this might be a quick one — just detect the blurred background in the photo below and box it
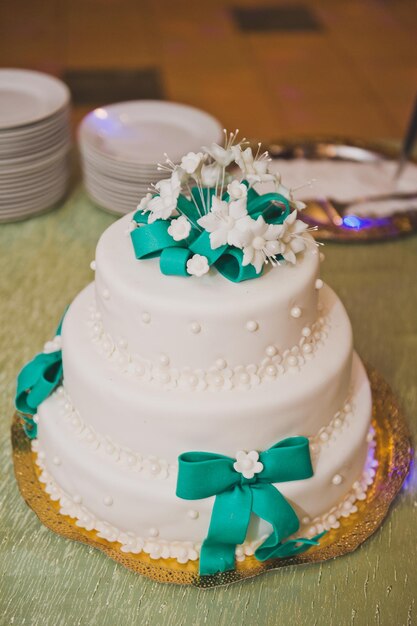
[1,0,416,142]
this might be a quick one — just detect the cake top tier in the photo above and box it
[129,131,313,285]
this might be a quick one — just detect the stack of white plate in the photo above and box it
[0,69,71,223]
[78,100,223,215]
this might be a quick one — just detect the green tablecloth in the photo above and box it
[1,187,416,626]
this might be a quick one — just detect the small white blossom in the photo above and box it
[204,142,235,167]
[239,216,282,273]
[43,335,62,353]
[186,254,210,277]
[167,215,191,241]
[275,211,309,264]
[233,450,263,479]
[137,192,152,212]
[180,151,204,174]
[201,163,221,187]
[197,196,252,250]
[232,146,275,183]
[227,180,247,200]
[146,171,181,223]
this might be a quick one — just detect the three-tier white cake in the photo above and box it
[28,138,374,573]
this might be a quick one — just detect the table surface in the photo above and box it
[1,184,416,626]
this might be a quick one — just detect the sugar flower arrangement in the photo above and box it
[130,131,315,283]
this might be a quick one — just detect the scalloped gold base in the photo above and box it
[12,366,412,588]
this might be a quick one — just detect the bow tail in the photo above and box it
[251,484,300,562]
[200,486,252,576]
[15,353,63,415]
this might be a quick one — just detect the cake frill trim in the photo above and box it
[43,385,356,481]
[31,430,377,567]
[130,132,318,283]
[88,302,330,392]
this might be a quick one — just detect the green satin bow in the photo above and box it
[131,184,290,283]
[15,311,66,438]
[177,437,323,576]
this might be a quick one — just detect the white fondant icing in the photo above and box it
[94,213,320,370]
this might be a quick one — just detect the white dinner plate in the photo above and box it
[0,69,70,130]
[79,100,222,164]
[80,143,164,175]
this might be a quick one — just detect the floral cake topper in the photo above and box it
[130,131,316,282]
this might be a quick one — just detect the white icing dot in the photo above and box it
[141,312,151,324]
[343,501,352,511]
[301,516,310,524]
[103,496,113,506]
[215,358,227,370]
[328,514,337,525]
[315,279,324,290]
[320,431,329,442]
[266,365,277,377]
[126,453,136,466]
[332,474,343,485]
[135,363,145,376]
[53,456,61,466]
[287,355,298,367]
[149,527,159,537]
[38,451,46,460]
[213,374,223,386]
[118,338,128,350]
[64,402,71,411]
[265,345,277,357]
[344,403,352,413]
[302,343,312,354]
[33,414,39,424]
[239,372,250,384]
[187,510,199,520]
[188,374,198,387]
[302,327,311,337]
[90,260,96,271]
[102,289,110,300]
[235,546,244,558]
[106,442,115,455]
[333,417,342,428]
[159,371,170,384]
[73,494,82,504]
[150,462,160,475]
[246,320,258,332]
[159,353,170,366]
[190,322,201,334]
[57,387,64,395]
[290,306,302,319]
[310,443,318,454]
[86,432,95,443]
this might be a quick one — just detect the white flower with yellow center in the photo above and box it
[180,151,204,174]
[227,180,248,200]
[233,450,263,480]
[146,170,181,223]
[232,146,275,183]
[197,196,252,250]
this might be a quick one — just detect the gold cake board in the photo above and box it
[12,367,413,588]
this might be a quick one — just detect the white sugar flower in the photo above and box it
[239,216,282,273]
[227,180,247,200]
[137,192,152,212]
[201,163,221,187]
[275,211,309,264]
[180,151,204,175]
[276,182,306,211]
[186,254,210,277]
[204,142,235,167]
[167,215,191,241]
[43,335,62,354]
[197,196,252,250]
[146,172,181,223]
[232,146,275,183]
[233,450,263,479]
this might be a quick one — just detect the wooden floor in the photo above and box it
[1,0,416,142]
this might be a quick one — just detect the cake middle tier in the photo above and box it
[61,282,353,460]
[93,212,321,370]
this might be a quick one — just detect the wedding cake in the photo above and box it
[16,133,374,576]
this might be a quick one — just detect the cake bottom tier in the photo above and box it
[35,354,373,564]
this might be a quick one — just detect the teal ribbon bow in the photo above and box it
[15,311,66,438]
[177,437,323,576]
[131,184,291,283]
